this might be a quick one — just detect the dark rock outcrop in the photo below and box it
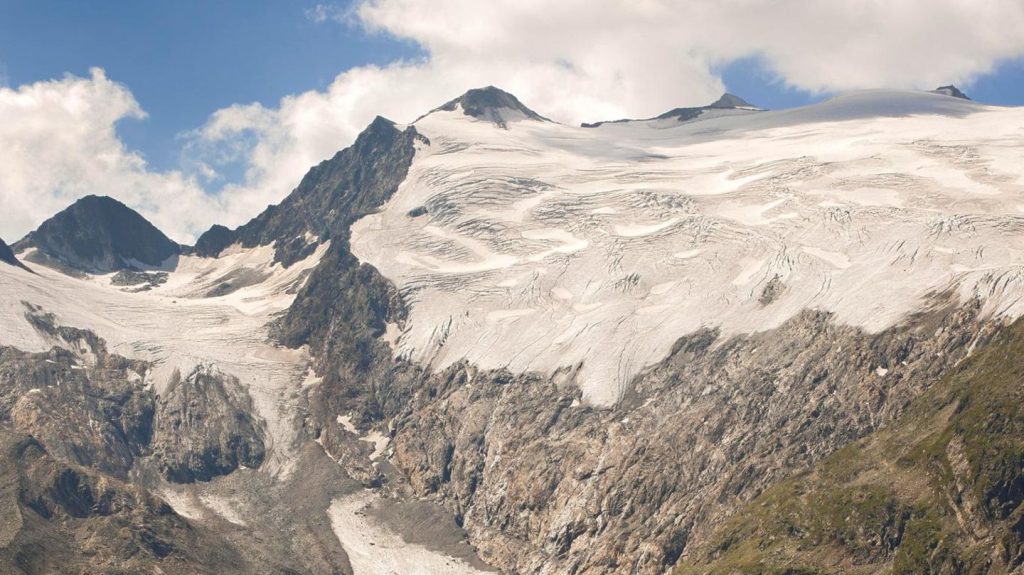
[14,195,180,274]
[677,314,1024,574]
[0,429,251,574]
[0,239,30,272]
[189,117,423,267]
[151,366,265,483]
[192,224,236,258]
[3,304,155,479]
[933,84,971,100]
[373,298,994,574]
[582,92,761,127]
[430,86,550,127]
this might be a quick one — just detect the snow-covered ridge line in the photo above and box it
[351,89,1024,406]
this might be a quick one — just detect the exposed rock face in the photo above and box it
[192,116,423,267]
[0,430,250,575]
[433,86,549,127]
[191,224,236,258]
[0,308,275,573]
[707,92,755,109]
[0,239,29,272]
[109,269,168,291]
[676,315,1024,574]
[6,304,266,485]
[13,195,180,274]
[151,366,266,483]
[582,91,760,127]
[3,305,155,479]
[371,299,994,574]
[934,84,971,100]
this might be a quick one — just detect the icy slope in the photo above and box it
[350,90,1024,406]
[0,241,327,475]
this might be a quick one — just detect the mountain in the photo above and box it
[428,85,549,127]
[1,87,1024,574]
[14,195,180,274]
[582,91,761,127]
[676,317,1024,574]
[0,238,30,272]
[933,84,971,99]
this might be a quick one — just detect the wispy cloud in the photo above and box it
[304,3,354,25]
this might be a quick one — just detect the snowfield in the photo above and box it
[351,90,1024,406]
[0,242,329,475]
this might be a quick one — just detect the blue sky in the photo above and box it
[0,0,421,172]
[3,0,1024,242]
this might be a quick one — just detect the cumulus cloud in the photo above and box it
[5,1,1024,243]
[187,0,1024,238]
[0,68,221,242]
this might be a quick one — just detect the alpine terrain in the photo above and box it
[2,84,1024,574]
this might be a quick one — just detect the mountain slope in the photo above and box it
[582,92,761,128]
[0,239,30,272]
[675,315,1024,574]
[14,195,180,274]
[350,88,1008,406]
[430,85,549,127]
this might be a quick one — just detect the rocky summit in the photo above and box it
[13,195,181,274]
[2,86,1024,575]
[0,239,29,272]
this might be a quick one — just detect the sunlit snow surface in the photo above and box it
[0,242,329,476]
[351,91,1024,405]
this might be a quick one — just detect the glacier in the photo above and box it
[350,89,1024,405]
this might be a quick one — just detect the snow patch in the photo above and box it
[328,491,491,575]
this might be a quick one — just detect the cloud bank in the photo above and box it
[4,0,1024,242]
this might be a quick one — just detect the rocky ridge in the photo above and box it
[3,87,1024,574]
[13,195,180,274]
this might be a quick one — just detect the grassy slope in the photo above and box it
[675,318,1024,575]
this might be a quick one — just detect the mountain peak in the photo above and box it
[14,195,180,274]
[932,85,971,100]
[709,92,756,109]
[432,86,548,126]
[0,238,31,272]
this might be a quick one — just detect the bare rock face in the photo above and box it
[360,298,995,574]
[13,195,180,274]
[933,84,971,100]
[433,86,550,127]
[0,431,250,575]
[0,307,262,573]
[0,239,30,272]
[193,116,424,267]
[151,366,266,483]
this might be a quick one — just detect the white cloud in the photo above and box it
[187,0,1024,239]
[0,68,222,243]
[5,1,1024,244]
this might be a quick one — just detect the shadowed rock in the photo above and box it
[933,84,971,100]
[14,195,180,274]
[431,86,550,127]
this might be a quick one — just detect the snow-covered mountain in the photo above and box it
[352,85,1024,405]
[2,85,1024,574]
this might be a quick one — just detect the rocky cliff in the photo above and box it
[13,195,180,274]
